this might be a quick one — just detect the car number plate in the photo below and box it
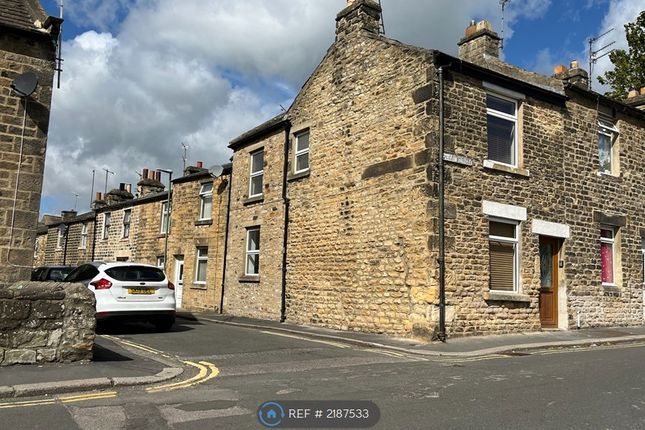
[128,288,155,295]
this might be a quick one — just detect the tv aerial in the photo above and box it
[588,28,615,91]
[499,0,510,50]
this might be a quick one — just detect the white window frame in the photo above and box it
[122,209,131,239]
[600,227,616,286]
[245,227,260,276]
[597,118,619,175]
[488,218,520,293]
[486,92,519,168]
[102,213,111,240]
[641,239,645,286]
[194,247,208,284]
[160,201,170,234]
[79,223,88,249]
[294,130,310,174]
[57,227,65,249]
[249,150,264,198]
[199,183,213,220]
[157,256,165,269]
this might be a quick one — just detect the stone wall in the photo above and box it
[0,28,57,286]
[0,281,95,365]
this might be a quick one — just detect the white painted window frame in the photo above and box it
[122,209,131,239]
[488,217,520,293]
[294,130,310,174]
[249,151,264,198]
[160,201,169,234]
[194,247,208,284]
[56,227,64,249]
[597,119,619,175]
[486,92,519,168]
[157,256,165,269]
[199,183,213,220]
[79,223,88,249]
[600,226,616,287]
[245,227,260,276]
[102,213,111,240]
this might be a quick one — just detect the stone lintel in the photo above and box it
[592,211,626,227]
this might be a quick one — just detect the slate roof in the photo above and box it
[0,0,48,34]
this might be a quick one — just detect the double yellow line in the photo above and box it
[0,391,117,410]
[146,360,219,393]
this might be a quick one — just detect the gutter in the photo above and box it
[280,121,292,323]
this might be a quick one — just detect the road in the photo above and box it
[2,317,645,429]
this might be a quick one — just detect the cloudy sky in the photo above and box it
[39,0,644,216]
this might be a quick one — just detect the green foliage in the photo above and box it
[598,11,645,99]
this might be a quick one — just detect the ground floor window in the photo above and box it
[195,247,208,284]
[245,227,260,276]
[600,227,616,285]
[489,220,519,292]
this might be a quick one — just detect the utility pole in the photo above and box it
[103,167,115,195]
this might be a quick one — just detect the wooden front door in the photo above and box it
[539,237,559,328]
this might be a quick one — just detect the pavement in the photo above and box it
[3,311,645,402]
[176,310,645,357]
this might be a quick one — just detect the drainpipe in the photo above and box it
[436,65,447,342]
[62,225,69,265]
[219,166,233,314]
[91,212,98,261]
[280,120,292,323]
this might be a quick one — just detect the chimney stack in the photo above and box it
[458,20,501,63]
[137,167,165,197]
[554,60,589,88]
[335,0,382,41]
[61,210,77,221]
[105,182,135,205]
[625,86,645,111]
[92,192,107,210]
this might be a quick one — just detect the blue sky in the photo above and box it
[37,0,642,216]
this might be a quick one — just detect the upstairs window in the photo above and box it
[600,227,616,285]
[199,183,213,220]
[294,130,310,173]
[249,150,264,198]
[57,227,65,249]
[598,118,619,175]
[79,223,88,249]
[486,93,518,167]
[489,220,519,292]
[245,227,260,276]
[122,209,131,238]
[160,202,170,234]
[102,213,111,239]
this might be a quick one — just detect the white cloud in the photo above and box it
[43,0,554,215]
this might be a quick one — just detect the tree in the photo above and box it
[598,11,645,99]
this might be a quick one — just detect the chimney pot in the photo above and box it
[126,184,131,193]
[142,168,149,179]
[640,87,645,95]
[570,60,580,69]
[119,183,125,191]
[155,171,161,182]
[196,161,203,168]
[553,64,568,76]
[628,89,639,98]
[96,192,102,201]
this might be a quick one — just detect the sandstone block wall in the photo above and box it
[0,281,96,365]
[0,31,56,286]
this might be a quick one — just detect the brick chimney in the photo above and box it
[137,168,165,197]
[625,87,645,111]
[458,20,501,63]
[105,183,135,205]
[335,0,382,41]
[184,160,208,176]
[92,192,107,210]
[554,60,589,89]
[61,210,77,221]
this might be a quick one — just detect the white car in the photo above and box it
[64,262,176,331]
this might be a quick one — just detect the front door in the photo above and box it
[174,257,184,309]
[539,237,559,328]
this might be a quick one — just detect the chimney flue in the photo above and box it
[196,161,203,168]
[457,20,501,63]
[335,0,382,40]
[142,168,149,179]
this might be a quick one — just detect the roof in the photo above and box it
[0,0,50,35]
[173,163,232,185]
[229,114,289,150]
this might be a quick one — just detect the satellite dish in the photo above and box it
[208,165,224,178]
[11,72,39,97]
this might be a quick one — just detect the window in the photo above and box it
[294,130,310,173]
[598,118,619,175]
[245,227,260,276]
[79,223,88,249]
[249,150,264,198]
[600,227,616,285]
[157,256,165,269]
[102,213,111,239]
[489,220,519,292]
[199,183,213,220]
[195,247,208,283]
[122,209,131,238]
[33,240,38,258]
[487,93,518,167]
[160,202,170,234]
[57,227,65,249]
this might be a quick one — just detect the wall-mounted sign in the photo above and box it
[443,153,473,166]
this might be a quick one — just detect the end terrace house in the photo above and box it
[223,0,645,338]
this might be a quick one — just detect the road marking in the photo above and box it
[259,331,350,349]
[101,335,177,360]
[0,399,57,409]
[59,391,118,404]
[146,360,219,393]
[0,391,118,409]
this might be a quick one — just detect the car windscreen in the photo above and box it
[105,266,166,282]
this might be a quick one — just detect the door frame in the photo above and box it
[174,256,184,309]
[539,236,560,328]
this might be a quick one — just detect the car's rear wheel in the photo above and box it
[153,316,175,332]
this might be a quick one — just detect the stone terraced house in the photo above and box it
[0,0,61,286]
[36,0,645,339]
[222,0,645,338]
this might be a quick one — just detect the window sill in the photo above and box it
[191,283,207,290]
[239,275,260,284]
[483,160,530,177]
[288,170,310,182]
[157,233,167,239]
[195,219,213,226]
[596,171,622,181]
[243,195,264,206]
[484,291,531,303]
